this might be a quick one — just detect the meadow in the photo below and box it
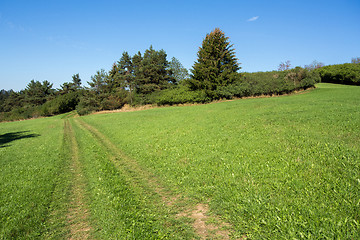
[0,83,359,239]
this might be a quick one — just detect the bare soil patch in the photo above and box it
[177,203,233,240]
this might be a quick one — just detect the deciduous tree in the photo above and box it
[351,57,360,64]
[304,60,324,70]
[168,57,189,83]
[278,60,291,71]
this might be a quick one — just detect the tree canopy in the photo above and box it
[135,46,175,95]
[168,57,189,83]
[187,28,241,95]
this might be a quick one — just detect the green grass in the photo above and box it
[81,83,360,239]
[0,83,359,239]
[0,116,69,239]
[70,118,194,239]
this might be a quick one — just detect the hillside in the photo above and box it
[0,83,359,239]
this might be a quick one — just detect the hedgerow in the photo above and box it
[316,63,360,85]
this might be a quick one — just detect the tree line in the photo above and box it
[1,28,356,121]
[0,45,190,120]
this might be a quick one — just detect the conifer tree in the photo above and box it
[108,52,134,92]
[25,80,54,105]
[135,46,174,95]
[188,28,240,94]
[116,52,135,104]
[132,51,143,88]
[108,63,120,92]
[60,74,82,94]
[88,69,108,94]
[118,51,134,90]
[72,73,82,89]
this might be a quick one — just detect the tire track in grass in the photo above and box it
[64,120,92,239]
[74,118,173,202]
[74,118,236,239]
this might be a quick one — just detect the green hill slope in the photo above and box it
[1,83,359,239]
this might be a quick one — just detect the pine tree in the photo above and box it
[132,51,143,89]
[118,51,134,91]
[60,74,82,94]
[88,69,108,94]
[115,52,135,104]
[108,52,133,92]
[25,80,54,105]
[135,46,174,95]
[72,73,82,90]
[188,28,240,94]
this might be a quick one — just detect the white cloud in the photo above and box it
[247,16,259,22]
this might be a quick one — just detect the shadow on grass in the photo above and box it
[0,131,40,148]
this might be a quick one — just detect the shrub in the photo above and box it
[155,86,211,105]
[216,67,318,99]
[100,90,127,110]
[76,93,100,116]
[41,92,79,116]
[317,63,360,85]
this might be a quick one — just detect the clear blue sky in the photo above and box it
[1,0,359,91]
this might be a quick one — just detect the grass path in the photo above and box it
[74,117,235,239]
[64,120,92,239]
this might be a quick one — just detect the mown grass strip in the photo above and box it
[70,118,195,239]
[74,118,175,205]
[64,120,92,239]
[74,117,236,239]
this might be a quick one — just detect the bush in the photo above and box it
[76,102,98,116]
[216,67,318,99]
[136,67,319,106]
[100,90,127,110]
[41,92,79,116]
[76,92,100,116]
[154,86,211,105]
[75,89,127,115]
[0,105,41,122]
[317,63,360,85]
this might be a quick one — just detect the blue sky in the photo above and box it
[1,0,359,91]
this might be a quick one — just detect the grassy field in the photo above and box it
[0,83,359,239]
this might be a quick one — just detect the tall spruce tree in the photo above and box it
[188,28,240,95]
